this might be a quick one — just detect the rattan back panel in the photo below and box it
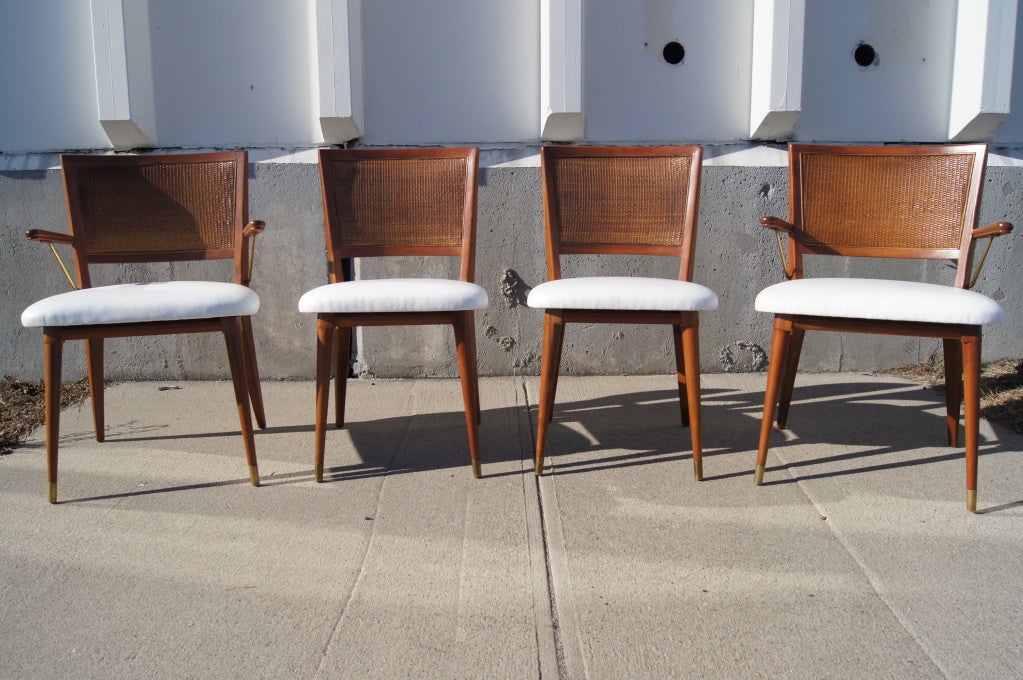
[324,157,467,250]
[547,155,693,249]
[67,158,240,259]
[796,150,976,253]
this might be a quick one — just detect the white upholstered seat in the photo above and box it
[298,278,488,314]
[21,281,260,327]
[528,276,718,312]
[755,278,1003,325]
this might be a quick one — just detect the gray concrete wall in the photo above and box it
[3,160,1021,382]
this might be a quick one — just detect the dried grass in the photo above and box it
[0,376,89,454]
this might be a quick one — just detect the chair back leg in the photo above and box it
[314,317,335,483]
[942,338,964,447]
[681,322,704,481]
[534,312,565,475]
[775,326,805,429]
[334,325,352,428]
[239,316,266,430]
[86,338,105,442]
[672,324,690,427]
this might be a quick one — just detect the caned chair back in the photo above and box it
[318,147,479,283]
[61,151,250,287]
[540,145,703,281]
[786,144,987,286]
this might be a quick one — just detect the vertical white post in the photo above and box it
[949,0,1017,141]
[90,0,154,148]
[315,0,364,143]
[749,0,804,140]
[541,0,583,142]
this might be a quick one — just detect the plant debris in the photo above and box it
[0,376,90,454]
[877,357,1023,435]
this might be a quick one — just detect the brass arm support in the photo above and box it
[242,220,266,286]
[25,229,77,290]
[760,216,796,280]
[967,222,1013,289]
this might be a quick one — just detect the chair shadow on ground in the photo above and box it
[41,377,1021,507]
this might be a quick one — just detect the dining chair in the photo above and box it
[20,151,266,503]
[527,145,718,477]
[755,143,1013,511]
[298,147,488,480]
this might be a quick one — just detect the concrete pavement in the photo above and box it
[1,374,1020,679]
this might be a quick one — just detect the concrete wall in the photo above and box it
[2,0,1022,381]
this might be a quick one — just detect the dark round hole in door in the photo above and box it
[854,43,877,67]
[663,41,685,65]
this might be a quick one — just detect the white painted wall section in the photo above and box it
[541,0,583,142]
[314,0,363,143]
[90,0,154,148]
[749,0,804,140]
[949,0,1017,141]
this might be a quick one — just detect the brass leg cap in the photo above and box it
[693,459,704,482]
[48,482,57,504]
[471,459,482,479]
[249,466,260,487]
[314,464,323,483]
[967,489,977,513]
[754,464,765,486]
[534,459,545,476]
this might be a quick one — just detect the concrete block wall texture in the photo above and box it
[3,158,1021,381]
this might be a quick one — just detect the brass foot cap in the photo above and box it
[693,460,704,482]
[754,465,765,486]
[48,483,57,504]
[472,460,482,479]
[249,466,260,487]
[967,489,977,513]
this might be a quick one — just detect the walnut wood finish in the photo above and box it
[313,147,482,481]
[534,145,706,479]
[757,144,1013,511]
[28,151,265,502]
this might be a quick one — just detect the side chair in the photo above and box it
[527,145,719,478]
[298,147,488,480]
[20,151,266,503]
[754,143,1013,511]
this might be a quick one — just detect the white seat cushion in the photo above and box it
[526,276,718,311]
[298,278,489,314]
[755,278,1004,325]
[21,281,259,328]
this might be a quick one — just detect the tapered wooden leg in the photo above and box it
[681,321,703,481]
[43,330,64,504]
[221,317,259,487]
[468,311,481,424]
[775,326,805,429]
[756,317,791,485]
[672,324,690,427]
[547,316,565,423]
[535,313,563,475]
[962,332,981,512]
[240,316,266,430]
[85,338,105,442]
[315,317,335,483]
[453,312,482,478]
[943,338,963,447]
[334,324,351,428]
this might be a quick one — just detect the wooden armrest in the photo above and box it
[760,216,796,234]
[243,220,266,238]
[973,221,1013,238]
[25,229,74,245]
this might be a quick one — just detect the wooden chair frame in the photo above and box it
[313,147,482,480]
[757,143,1013,511]
[26,151,265,502]
[534,145,707,478]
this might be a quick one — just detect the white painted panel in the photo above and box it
[148,0,315,148]
[794,0,957,143]
[992,3,1023,143]
[584,0,754,143]
[361,0,540,145]
[0,0,109,152]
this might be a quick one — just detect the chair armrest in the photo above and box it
[243,220,266,238]
[973,221,1013,238]
[241,220,266,286]
[760,216,796,234]
[25,229,74,245]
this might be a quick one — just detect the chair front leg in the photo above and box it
[942,338,963,447]
[221,317,259,487]
[240,316,267,430]
[453,312,482,478]
[681,320,703,481]
[962,332,981,512]
[315,317,335,482]
[85,338,105,442]
[756,316,792,485]
[44,330,64,504]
